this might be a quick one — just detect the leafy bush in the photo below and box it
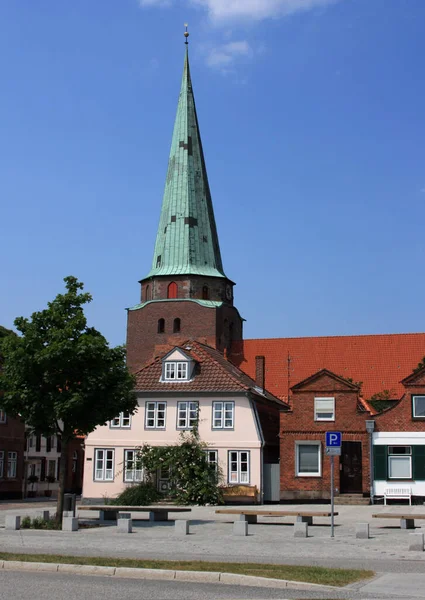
[21,516,31,528]
[20,515,61,530]
[137,428,224,506]
[110,483,161,506]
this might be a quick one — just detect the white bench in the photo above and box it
[384,487,412,505]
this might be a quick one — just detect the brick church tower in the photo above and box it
[126,41,243,371]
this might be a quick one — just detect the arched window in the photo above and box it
[145,285,151,301]
[157,318,165,334]
[167,282,178,299]
[202,285,209,300]
[173,318,181,333]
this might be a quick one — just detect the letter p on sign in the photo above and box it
[326,432,342,447]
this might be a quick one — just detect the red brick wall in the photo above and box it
[126,300,243,372]
[375,372,425,432]
[0,415,26,499]
[140,275,234,305]
[280,374,371,500]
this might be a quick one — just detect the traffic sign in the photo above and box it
[325,447,341,456]
[325,431,342,448]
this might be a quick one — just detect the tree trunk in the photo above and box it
[56,436,69,521]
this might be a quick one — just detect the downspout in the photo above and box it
[248,394,264,505]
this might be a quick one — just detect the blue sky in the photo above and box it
[1,0,424,346]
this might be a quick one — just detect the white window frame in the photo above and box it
[94,449,115,481]
[296,442,321,477]
[177,401,199,429]
[314,397,335,422]
[163,361,189,381]
[124,449,144,483]
[0,410,6,424]
[228,450,250,484]
[7,451,17,479]
[212,401,234,429]
[145,401,167,429]
[412,395,425,419]
[0,451,4,478]
[110,412,131,428]
[388,446,412,479]
[205,449,218,471]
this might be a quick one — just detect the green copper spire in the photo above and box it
[146,43,226,279]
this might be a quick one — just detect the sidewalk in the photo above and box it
[1,503,424,597]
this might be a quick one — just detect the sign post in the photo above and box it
[325,432,342,539]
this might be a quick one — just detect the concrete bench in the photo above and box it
[372,513,425,529]
[80,505,191,523]
[215,509,338,525]
[384,487,412,505]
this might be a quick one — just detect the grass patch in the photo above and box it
[0,552,373,587]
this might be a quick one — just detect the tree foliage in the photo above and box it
[414,357,425,373]
[136,428,223,505]
[0,276,137,517]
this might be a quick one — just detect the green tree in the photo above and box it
[414,357,425,373]
[0,276,136,519]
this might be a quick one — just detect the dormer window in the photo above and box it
[165,361,188,381]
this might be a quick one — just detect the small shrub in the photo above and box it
[21,516,31,529]
[111,483,161,506]
[20,516,61,530]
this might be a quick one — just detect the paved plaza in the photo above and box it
[1,501,425,598]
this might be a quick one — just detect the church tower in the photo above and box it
[126,36,243,371]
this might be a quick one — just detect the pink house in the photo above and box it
[82,342,286,503]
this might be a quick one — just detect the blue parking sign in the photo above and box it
[326,432,342,447]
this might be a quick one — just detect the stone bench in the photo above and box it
[80,505,191,523]
[215,509,338,525]
[372,513,425,529]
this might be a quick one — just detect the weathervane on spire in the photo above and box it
[184,23,189,44]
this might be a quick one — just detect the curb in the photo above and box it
[0,560,338,590]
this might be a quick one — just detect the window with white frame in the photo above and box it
[124,449,143,482]
[228,450,249,484]
[0,410,6,424]
[296,442,321,476]
[177,401,198,429]
[212,401,234,429]
[110,412,131,428]
[94,449,114,481]
[205,449,218,471]
[314,398,335,421]
[7,452,17,478]
[412,396,425,419]
[164,361,189,381]
[145,402,166,429]
[388,446,412,479]
[0,451,4,478]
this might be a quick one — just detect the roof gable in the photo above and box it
[401,364,425,387]
[162,347,192,362]
[291,369,360,393]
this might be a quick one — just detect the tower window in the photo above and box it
[157,318,165,334]
[202,285,209,300]
[156,255,161,268]
[173,318,181,333]
[145,285,151,301]
[168,282,178,299]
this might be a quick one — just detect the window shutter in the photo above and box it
[373,445,387,480]
[40,458,46,482]
[412,446,425,480]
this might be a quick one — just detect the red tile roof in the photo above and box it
[134,340,286,407]
[230,333,425,402]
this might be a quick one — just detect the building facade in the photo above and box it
[0,410,26,499]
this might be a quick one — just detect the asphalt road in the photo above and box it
[0,570,423,600]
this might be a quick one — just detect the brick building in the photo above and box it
[0,409,25,499]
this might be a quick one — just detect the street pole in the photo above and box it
[369,430,374,505]
[330,455,335,538]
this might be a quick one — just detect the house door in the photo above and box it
[340,441,362,493]
[263,463,280,503]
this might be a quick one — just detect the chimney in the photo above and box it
[255,355,265,390]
